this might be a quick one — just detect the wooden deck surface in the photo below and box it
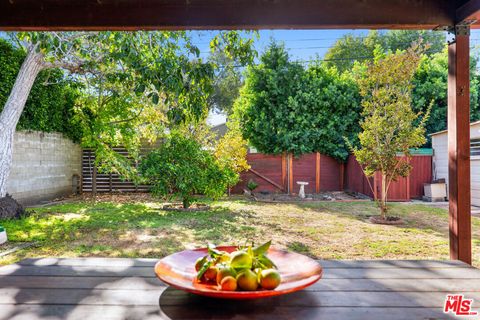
[1,258,479,319]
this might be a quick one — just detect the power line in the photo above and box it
[215,56,375,69]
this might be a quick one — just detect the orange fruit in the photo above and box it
[236,269,258,291]
[204,266,218,281]
[220,276,237,291]
[259,269,281,290]
[216,266,236,285]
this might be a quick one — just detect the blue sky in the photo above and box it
[192,29,371,62]
[194,29,480,64]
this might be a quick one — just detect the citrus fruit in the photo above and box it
[217,253,231,263]
[216,266,236,285]
[204,266,218,281]
[259,269,281,290]
[236,269,259,291]
[220,276,237,291]
[195,257,205,272]
[230,251,252,269]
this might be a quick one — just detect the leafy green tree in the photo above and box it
[234,42,304,155]
[412,51,480,144]
[324,30,445,73]
[297,64,361,160]
[326,30,480,142]
[139,131,231,208]
[0,31,255,198]
[383,30,445,55]
[208,32,257,115]
[324,31,382,73]
[235,42,361,160]
[208,50,243,115]
[0,39,80,141]
[350,45,430,219]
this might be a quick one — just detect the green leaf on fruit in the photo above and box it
[253,240,271,256]
[207,243,223,257]
[258,254,277,269]
[196,259,213,280]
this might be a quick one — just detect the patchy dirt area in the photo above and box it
[253,191,370,202]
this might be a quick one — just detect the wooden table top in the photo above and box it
[1,258,479,319]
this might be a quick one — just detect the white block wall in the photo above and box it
[6,131,82,205]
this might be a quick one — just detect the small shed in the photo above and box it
[431,121,480,207]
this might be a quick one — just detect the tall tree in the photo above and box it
[0,39,80,142]
[235,42,361,160]
[0,31,255,198]
[324,31,382,73]
[324,30,445,73]
[208,32,257,115]
[350,45,430,220]
[233,43,305,155]
[208,50,243,116]
[412,51,479,144]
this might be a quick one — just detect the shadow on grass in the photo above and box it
[0,201,262,260]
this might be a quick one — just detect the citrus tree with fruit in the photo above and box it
[139,131,233,208]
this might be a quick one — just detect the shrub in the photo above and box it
[214,119,250,188]
[247,179,258,192]
[139,132,231,208]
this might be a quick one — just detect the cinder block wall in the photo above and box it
[6,131,82,205]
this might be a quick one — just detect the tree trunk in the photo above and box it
[0,48,44,198]
[380,173,387,220]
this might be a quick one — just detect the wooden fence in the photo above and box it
[344,154,432,201]
[231,153,343,195]
[82,148,149,193]
[82,148,432,201]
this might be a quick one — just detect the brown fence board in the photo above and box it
[345,155,432,201]
[231,153,284,194]
[410,155,433,199]
[320,155,342,191]
[292,153,317,194]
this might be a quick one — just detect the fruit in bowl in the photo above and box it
[195,241,281,291]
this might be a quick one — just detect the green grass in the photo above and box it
[1,196,479,267]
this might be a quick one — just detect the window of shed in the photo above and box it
[471,138,480,157]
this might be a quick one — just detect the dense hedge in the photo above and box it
[0,39,81,142]
[233,43,361,161]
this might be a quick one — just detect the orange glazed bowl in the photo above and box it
[154,246,322,299]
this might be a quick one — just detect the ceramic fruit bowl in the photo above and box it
[154,246,322,299]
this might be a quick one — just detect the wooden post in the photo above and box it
[448,25,472,265]
[406,157,411,201]
[339,163,345,191]
[315,153,321,193]
[282,152,287,192]
[288,153,293,194]
[92,163,97,200]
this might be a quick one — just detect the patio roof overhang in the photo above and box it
[0,0,478,265]
[0,0,476,31]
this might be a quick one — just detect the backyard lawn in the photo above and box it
[1,194,479,267]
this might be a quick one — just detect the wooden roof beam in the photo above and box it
[0,0,455,31]
[457,0,480,25]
